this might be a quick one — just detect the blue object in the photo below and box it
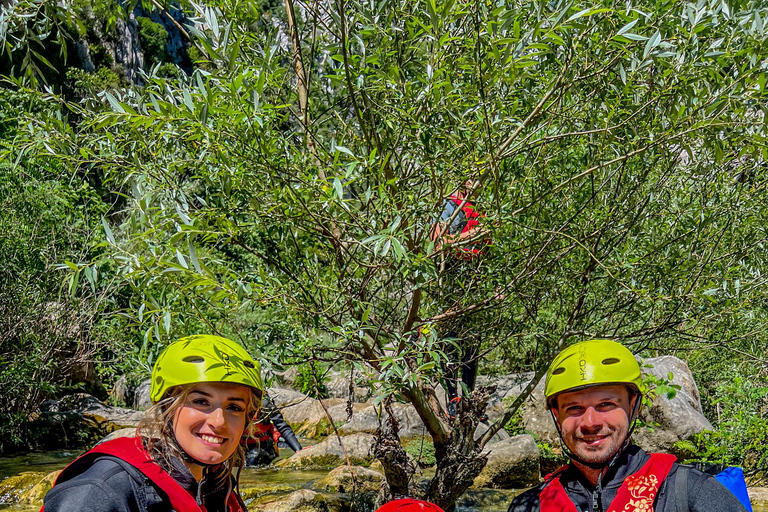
[715,466,752,512]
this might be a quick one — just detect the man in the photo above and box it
[508,339,748,512]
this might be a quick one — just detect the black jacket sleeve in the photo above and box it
[262,395,302,452]
[270,407,302,452]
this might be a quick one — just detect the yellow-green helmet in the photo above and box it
[150,334,264,403]
[545,339,642,408]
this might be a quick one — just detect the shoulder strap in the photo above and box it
[675,464,689,512]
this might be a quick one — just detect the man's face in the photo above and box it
[552,384,636,466]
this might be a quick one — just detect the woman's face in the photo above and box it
[173,382,250,469]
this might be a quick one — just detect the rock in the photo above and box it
[111,375,132,407]
[633,357,712,453]
[474,421,510,445]
[240,484,297,501]
[314,465,385,493]
[58,393,144,433]
[267,387,309,408]
[248,489,328,512]
[276,433,375,469]
[97,427,137,444]
[133,379,152,410]
[0,471,51,505]
[325,370,374,402]
[271,368,300,390]
[338,403,426,440]
[278,396,368,439]
[473,434,540,489]
[477,373,536,422]
[23,470,60,505]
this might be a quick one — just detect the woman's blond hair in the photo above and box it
[137,383,261,488]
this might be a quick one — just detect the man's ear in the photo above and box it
[550,406,560,423]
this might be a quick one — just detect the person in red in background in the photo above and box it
[244,395,301,466]
[430,179,491,418]
[376,498,445,512]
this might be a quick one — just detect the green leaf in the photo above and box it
[101,217,115,244]
[644,30,661,58]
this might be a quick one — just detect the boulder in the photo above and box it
[97,427,137,444]
[633,357,712,453]
[510,356,712,452]
[267,387,310,408]
[248,489,328,512]
[277,395,368,439]
[133,379,152,410]
[111,375,132,407]
[0,471,49,504]
[240,484,297,501]
[32,394,144,447]
[473,434,540,489]
[23,470,60,505]
[57,393,144,433]
[474,421,511,445]
[324,371,374,402]
[338,403,426,440]
[276,433,376,469]
[314,465,385,493]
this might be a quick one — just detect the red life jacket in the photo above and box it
[42,436,245,512]
[447,194,488,260]
[539,453,676,512]
[246,421,279,450]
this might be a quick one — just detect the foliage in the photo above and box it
[675,371,768,482]
[3,0,768,505]
[294,364,329,399]
[405,437,437,468]
[137,17,167,67]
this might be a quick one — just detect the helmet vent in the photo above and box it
[244,361,255,369]
[552,367,566,375]
[602,358,620,365]
[183,356,205,364]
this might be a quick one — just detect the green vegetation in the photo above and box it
[675,372,768,482]
[1,0,768,507]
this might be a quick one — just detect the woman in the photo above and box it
[42,334,263,512]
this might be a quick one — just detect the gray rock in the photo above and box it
[59,394,144,432]
[473,434,540,489]
[111,375,131,407]
[248,489,328,512]
[276,433,376,469]
[325,371,374,402]
[339,402,427,440]
[97,427,137,445]
[634,356,712,452]
[277,395,369,439]
[133,379,152,411]
[474,421,511,445]
[267,387,308,407]
[313,465,385,493]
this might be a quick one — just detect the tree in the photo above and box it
[4,0,768,507]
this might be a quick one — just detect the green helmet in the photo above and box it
[545,339,642,408]
[150,334,264,403]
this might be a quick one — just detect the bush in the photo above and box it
[674,373,768,483]
[405,437,436,468]
[137,17,168,67]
